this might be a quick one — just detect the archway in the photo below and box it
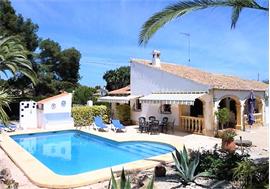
[190,99,203,117]
[218,96,240,129]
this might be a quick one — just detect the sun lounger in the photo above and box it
[111,120,126,132]
[93,116,108,131]
[0,123,17,132]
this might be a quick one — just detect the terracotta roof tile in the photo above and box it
[108,85,130,95]
[131,59,268,91]
[38,92,70,104]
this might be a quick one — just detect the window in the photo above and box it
[133,99,142,111]
[51,103,56,110]
[161,104,171,114]
[61,100,66,107]
[37,103,44,110]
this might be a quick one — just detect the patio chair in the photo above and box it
[0,123,17,132]
[149,120,160,135]
[160,117,169,133]
[148,116,156,123]
[138,117,148,133]
[92,116,108,131]
[167,119,175,134]
[111,120,126,132]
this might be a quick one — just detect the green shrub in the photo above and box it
[233,159,269,189]
[195,147,249,181]
[71,105,109,127]
[233,159,256,188]
[215,108,230,130]
[115,104,130,125]
[220,128,237,141]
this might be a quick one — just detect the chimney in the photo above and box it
[152,50,161,67]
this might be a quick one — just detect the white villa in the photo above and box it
[99,50,268,136]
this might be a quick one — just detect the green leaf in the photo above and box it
[139,0,269,45]
[124,177,131,189]
[110,169,118,189]
[120,168,127,189]
[146,174,155,189]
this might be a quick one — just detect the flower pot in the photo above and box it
[222,139,236,153]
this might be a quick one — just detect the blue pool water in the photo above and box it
[11,130,175,175]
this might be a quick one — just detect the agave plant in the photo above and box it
[172,145,210,185]
[108,168,154,189]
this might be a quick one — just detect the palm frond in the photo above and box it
[231,6,242,28]
[0,89,13,124]
[139,0,269,46]
[0,36,37,84]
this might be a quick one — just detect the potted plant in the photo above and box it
[220,128,237,153]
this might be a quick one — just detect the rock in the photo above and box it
[235,139,252,147]
[154,165,166,177]
[131,173,148,189]
[0,168,12,181]
[189,182,196,187]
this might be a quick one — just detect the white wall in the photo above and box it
[37,93,73,129]
[20,101,38,129]
[130,99,179,125]
[130,62,210,96]
[42,93,72,114]
[130,62,209,125]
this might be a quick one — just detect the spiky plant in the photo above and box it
[108,168,154,189]
[172,145,211,185]
[139,0,268,45]
[0,89,12,125]
[0,36,37,84]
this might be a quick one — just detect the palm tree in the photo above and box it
[0,36,37,124]
[0,36,37,84]
[139,0,268,45]
[0,89,12,125]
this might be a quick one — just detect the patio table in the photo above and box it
[139,120,168,134]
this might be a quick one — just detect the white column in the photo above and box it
[261,100,265,126]
[237,100,245,130]
[213,100,220,133]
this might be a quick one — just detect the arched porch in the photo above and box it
[215,95,243,130]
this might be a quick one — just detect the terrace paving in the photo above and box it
[0,125,268,188]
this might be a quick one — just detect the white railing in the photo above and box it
[180,116,204,134]
[244,113,263,125]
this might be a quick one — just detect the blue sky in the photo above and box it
[11,0,269,87]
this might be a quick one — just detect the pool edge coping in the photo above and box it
[0,128,183,188]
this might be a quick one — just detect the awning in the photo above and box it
[98,95,140,103]
[139,92,206,105]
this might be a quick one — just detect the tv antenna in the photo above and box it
[180,32,191,64]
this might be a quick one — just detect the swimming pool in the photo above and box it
[11,130,175,175]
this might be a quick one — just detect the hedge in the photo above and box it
[71,105,109,127]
